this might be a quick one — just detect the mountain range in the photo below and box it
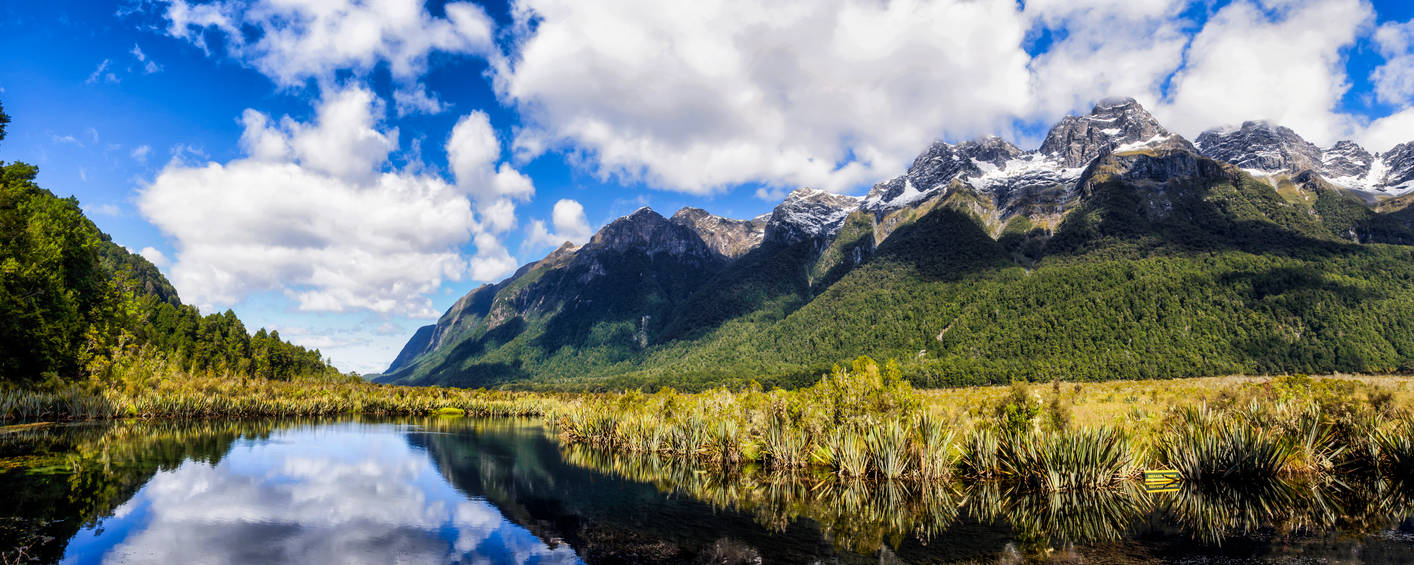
[375,98,1414,390]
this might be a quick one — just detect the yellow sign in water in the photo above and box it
[1143,469,1181,493]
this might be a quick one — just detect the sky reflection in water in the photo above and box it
[4,418,1413,564]
[57,423,581,565]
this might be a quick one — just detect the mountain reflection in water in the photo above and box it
[1,418,1412,564]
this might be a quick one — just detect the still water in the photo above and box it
[1,418,1412,564]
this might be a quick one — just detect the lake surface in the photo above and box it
[2,418,1412,564]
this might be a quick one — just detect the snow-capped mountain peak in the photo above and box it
[1194,120,1323,175]
[1039,97,1172,168]
[765,188,863,245]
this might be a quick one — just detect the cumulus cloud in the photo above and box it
[1153,0,1373,145]
[525,199,592,251]
[1372,19,1414,107]
[495,0,1034,195]
[139,246,170,267]
[444,110,536,281]
[1024,0,1192,118]
[138,86,531,316]
[393,85,448,117]
[157,0,495,88]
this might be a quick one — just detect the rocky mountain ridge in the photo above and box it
[378,97,1414,383]
[1195,121,1414,197]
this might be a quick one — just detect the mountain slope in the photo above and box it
[380,99,1414,391]
[376,208,730,387]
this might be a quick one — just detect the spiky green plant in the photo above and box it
[830,424,870,477]
[914,414,959,480]
[1376,420,1414,476]
[1159,406,1295,481]
[762,414,809,470]
[867,419,912,479]
[999,428,1129,491]
[959,427,1002,478]
[709,418,741,466]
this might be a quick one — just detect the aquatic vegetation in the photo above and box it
[555,370,1414,491]
[999,428,1131,491]
[1158,405,1296,481]
[958,427,1002,478]
[762,413,810,469]
[1377,419,1414,476]
[866,419,912,479]
[913,414,958,480]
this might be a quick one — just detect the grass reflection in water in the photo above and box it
[559,441,1414,559]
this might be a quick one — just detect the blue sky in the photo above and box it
[3,0,1414,373]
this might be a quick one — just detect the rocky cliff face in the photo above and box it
[582,207,717,259]
[1322,140,1375,179]
[1195,121,1324,174]
[1381,142,1414,192]
[1192,122,1414,197]
[865,98,1184,225]
[764,188,863,246]
[1039,97,1173,168]
[669,207,767,259]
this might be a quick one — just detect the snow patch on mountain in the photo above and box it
[766,188,863,245]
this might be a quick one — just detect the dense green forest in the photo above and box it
[0,100,341,387]
[380,147,1414,391]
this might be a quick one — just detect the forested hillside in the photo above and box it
[0,100,342,387]
[379,112,1414,391]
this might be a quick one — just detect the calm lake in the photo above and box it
[2,418,1412,564]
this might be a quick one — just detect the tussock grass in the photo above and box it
[553,363,1414,488]
[1,377,556,422]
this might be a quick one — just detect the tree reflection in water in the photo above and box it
[3,418,1414,564]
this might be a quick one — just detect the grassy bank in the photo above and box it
[553,359,1414,487]
[5,359,1412,488]
[0,376,553,421]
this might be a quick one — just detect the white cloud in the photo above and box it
[393,85,448,117]
[131,43,163,74]
[138,86,531,316]
[443,111,536,281]
[1153,0,1373,145]
[157,0,495,88]
[132,144,152,163]
[1372,19,1414,107]
[139,246,170,267]
[495,0,1034,195]
[467,232,518,282]
[239,88,400,183]
[1024,0,1193,119]
[525,198,591,250]
[85,59,118,84]
[1360,107,1414,153]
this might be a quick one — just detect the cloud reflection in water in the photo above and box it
[59,424,582,565]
